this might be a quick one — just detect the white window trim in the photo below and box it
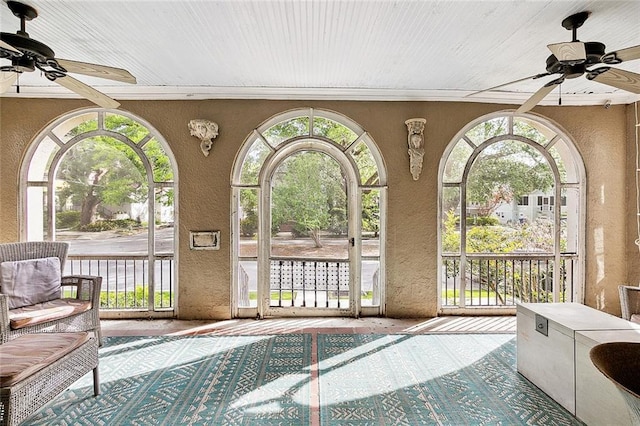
[437,110,586,314]
[231,107,387,318]
[20,107,179,317]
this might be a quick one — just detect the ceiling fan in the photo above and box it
[469,11,640,113]
[0,0,136,108]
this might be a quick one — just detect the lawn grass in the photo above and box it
[61,287,173,309]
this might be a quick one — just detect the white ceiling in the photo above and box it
[1,0,640,106]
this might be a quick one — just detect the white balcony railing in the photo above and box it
[66,255,174,310]
[67,252,572,312]
[441,253,578,307]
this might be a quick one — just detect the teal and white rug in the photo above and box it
[24,333,582,425]
[27,334,312,425]
[317,334,580,425]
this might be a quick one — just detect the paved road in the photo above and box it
[60,227,174,293]
[61,228,378,298]
[61,226,174,255]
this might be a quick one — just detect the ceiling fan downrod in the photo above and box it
[562,11,590,42]
[7,0,38,36]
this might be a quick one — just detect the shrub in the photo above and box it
[79,219,139,232]
[79,220,118,232]
[240,214,258,237]
[56,211,81,229]
[466,216,499,226]
[100,286,173,309]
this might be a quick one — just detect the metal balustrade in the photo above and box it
[66,255,174,310]
[269,257,350,308]
[67,252,570,312]
[441,253,578,307]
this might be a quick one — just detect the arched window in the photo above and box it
[21,108,178,316]
[438,112,585,313]
[231,108,387,318]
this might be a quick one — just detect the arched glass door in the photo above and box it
[231,108,387,318]
[263,144,358,316]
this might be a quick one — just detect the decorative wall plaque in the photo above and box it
[188,119,219,157]
[405,118,426,181]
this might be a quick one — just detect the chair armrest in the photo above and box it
[619,285,640,321]
[0,294,10,342]
[61,275,102,307]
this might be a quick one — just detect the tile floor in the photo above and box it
[101,315,516,337]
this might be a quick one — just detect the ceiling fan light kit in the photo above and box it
[470,11,640,112]
[0,0,136,108]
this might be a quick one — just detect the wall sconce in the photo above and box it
[188,119,219,157]
[405,118,426,180]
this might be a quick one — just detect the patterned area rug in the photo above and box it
[26,334,312,425]
[317,334,582,425]
[23,334,582,425]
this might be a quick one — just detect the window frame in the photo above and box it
[438,111,586,313]
[20,107,179,317]
[230,107,387,318]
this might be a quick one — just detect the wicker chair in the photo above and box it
[0,332,99,426]
[619,285,640,323]
[0,242,102,345]
[590,342,640,424]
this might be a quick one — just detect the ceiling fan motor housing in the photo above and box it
[0,31,60,75]
[0,32,55,61]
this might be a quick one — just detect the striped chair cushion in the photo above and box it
[0,257,61,309]
[0,332,88,387]
[8,298,92,329]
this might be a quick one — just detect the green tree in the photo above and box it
[56,114,173,227]
[467,140,554,216]
[361,190,380,236]
[57,139,144,226]
[442,208,559,304]
[263,116,309,145]
[240,189,258,237]
[312,116,357,146]
[444,118,560,216]
[241,116,379,243]
[271,151,346,247]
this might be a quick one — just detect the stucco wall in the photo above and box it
[538,104,628,313]
[626,106,640,289]
[0,98,632,318]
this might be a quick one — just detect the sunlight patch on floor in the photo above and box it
[404,316,516,333]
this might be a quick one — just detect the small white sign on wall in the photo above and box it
[190,231,220,250]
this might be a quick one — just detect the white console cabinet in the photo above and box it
[517,302,640,423]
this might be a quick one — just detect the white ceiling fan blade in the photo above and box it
[516,81,561,114]
[547,42,586,63]
[602,45,640,64]
[0,39,22,57]
[56,59,137,84]
[465,73,552,97]
[54,75,121,109]
[0,72,17,93]
[588,67,640,94]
